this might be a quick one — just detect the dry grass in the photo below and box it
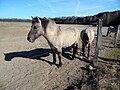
[0,21,119,90]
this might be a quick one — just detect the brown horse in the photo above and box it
[27,16,80,67]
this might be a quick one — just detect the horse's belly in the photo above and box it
[62,33,78,47]
[64,39,75,46]
[49,28,79,50]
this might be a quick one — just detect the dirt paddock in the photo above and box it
[0,22,119,90]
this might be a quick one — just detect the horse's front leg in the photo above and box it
[52,50,56,65]
[72,44,78,60]
[56,48,62,68]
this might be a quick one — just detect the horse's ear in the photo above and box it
[36,16,41,24]
[31,16,33,19]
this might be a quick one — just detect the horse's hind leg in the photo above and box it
[72,44,78,60]
[87,43,90,59]
[58,52,62,67]
[106,29,110,36]
[82,43,85,57]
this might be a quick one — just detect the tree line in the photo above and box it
[52,10,120,26]
[0,10,120,26]
[0,18,31,22]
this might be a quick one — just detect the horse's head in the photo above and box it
[27,16,44,43]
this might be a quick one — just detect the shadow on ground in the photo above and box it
[4,48,54,65]
[98,56,120,64]
[4,47,94,67]
[4,47,84,66]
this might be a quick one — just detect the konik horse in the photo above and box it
[27,17,80,67]
[80,28,95,59]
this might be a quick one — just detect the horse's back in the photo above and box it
[59,27,80,47]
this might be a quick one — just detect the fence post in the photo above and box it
[95,19,102,61]
[114,25,120,47]
[92,19,102,90]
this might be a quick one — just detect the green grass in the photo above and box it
[105,49,120,59]
[116,34,120,45]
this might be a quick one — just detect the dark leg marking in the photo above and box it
[87,43,90,59]
[52,51,56,65]
[58,52,62,68]
[72,44,78,60]
[82,43,85,57]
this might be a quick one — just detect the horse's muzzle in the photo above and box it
[27,37,34,43]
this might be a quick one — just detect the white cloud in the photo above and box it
[74,0,80,16]
[24,1,38,7]
[37,0,57,13]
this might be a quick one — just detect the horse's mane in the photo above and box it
[32,17,57,33]
[40,18,57,31]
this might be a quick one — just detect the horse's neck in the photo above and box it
[43,30,57,49]
[45,23,58,37]
[43,23,59,45]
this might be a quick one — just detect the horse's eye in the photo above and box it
[34,26,37,29]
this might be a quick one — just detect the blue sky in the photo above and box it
[0,0,120,19]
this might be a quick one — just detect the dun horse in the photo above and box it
[27,17,80,67]
[80,28,95,59]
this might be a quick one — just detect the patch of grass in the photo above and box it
[105,49,120,59]
[116,40,120,45]
[116,33,120,45]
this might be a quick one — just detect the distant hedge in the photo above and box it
[52,10,120,26]
[0,18,31,22]
[0,10,120,26]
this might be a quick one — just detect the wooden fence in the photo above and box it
[114,25,120,47]
[95,19,102,61]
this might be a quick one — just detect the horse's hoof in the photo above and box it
[71,57,74,60]
[56,65,60,68]
[56,63,62,68]
[86,57,89,59]
[82,53,85,56]
[59,63,62,67]
[50,62,53,66]
[52,61,56,65]
[50,62,56,66]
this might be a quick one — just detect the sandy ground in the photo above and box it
[0,22,110,90]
